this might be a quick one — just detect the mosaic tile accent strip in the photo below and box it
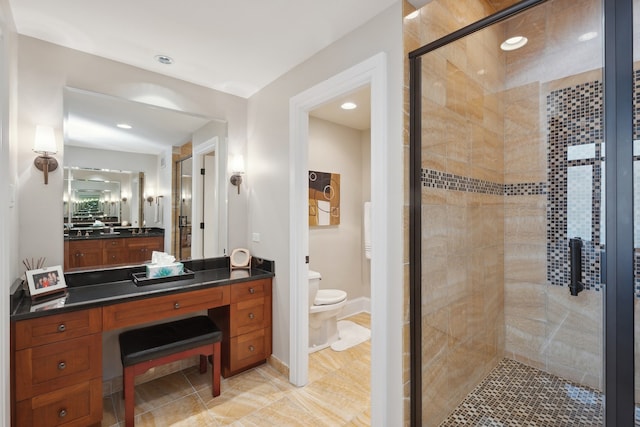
[421,169,546,197]
[634,68,640,138]
[504,182,547,196]
[421,169,503,195]
[439,358,604,427]
[546,79,604,292]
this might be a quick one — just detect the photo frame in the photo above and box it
[25,265,67,300]
[308,170,340,226]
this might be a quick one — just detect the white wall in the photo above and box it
[16,35,249,271]
[308,116,371,300]
[246,2,403,373]
[0,0,18,423]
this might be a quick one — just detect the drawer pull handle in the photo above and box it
[248,313,255,320]
[57,324,66,332]
[58,361,66,370]
[249,287,255,294]
[174,302,180,309]
[249,345,255,352]
[59,409,67,418]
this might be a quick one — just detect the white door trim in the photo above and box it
[289,52,402,426]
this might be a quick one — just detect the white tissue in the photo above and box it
[151,251,176,265]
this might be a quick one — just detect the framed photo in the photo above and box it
[25,265,67,299]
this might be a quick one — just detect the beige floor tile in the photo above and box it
[135,393,216,427]
[102,396,118,427]
[233,396,327,426]
[112,372,195,421]
[103,313,371,427]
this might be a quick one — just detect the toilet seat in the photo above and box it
[314,289,347,306]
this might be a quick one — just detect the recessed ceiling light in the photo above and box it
[500,36,528,51]
[154,54,174,65]
[116,123,132,129]
[578,31,598,42]
[341,102,357,110]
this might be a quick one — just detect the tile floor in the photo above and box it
[102,312,371,426]
[440,358,605,427]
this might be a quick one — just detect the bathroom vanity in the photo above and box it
[64,228,164,271]
[9,257,274,427]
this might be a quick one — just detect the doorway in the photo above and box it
[289,52,403,425]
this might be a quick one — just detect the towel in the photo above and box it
[364,201,371,259]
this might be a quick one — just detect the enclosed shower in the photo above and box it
[408,0,637,425]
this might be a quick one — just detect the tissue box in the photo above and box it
[146,262,184,279]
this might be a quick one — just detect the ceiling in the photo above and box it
[64,87,215,155]
[310,85,371,131]
[9,0,397,99]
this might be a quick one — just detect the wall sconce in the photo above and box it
[121,197,128,204]
[33,125,58,185]
[229,154,245,195]
[146,196,154,205]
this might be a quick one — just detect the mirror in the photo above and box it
[63,87,229,260]
[176,156,192,259]
[64,167,141,230]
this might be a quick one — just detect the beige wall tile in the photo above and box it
[504,280,546,322]
[504,243,547,283]
[505,315,546,365]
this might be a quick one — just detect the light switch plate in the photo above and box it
[252,232,260,242]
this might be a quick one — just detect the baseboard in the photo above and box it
[267,354,289,378]
[339,296,371,319]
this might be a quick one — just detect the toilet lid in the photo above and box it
[314,289,347,305]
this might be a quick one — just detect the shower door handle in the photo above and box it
[600,249,606,285]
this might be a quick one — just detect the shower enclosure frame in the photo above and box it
[408,0,634,425]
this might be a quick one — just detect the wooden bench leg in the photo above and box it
[212,341,221,397]
[199,355,207,373]
[124,366,135,427]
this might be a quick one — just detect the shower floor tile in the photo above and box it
[439,359,605,427]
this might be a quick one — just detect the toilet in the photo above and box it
[308,270,347,353]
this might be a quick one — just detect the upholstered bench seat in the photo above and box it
[119,315,222,426]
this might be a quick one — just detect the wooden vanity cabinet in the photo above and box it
[66,240,103,270]
[125,236,164,263]
[209,278,272,377]
[65,236,164,270]
[102,238,127,265]
[12,308,103,427]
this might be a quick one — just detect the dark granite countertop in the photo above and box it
[64,227,165,241]
[10,257,274,322]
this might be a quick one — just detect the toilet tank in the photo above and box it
[308,270,322,307]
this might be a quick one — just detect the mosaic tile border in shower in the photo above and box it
[421,168,546,196]
[546,78,604,293]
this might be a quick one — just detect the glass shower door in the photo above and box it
[411,0,605,424]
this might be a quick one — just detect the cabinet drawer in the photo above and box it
[103,248,128,265]
[230,279,271,302]
[231,297,267,336]
[229,328,270,373]
[15,334,102,401]
[14,308,102,350]
[103,285,230,330]
[15,378,102,427]
[103,238,125,248]
[125,236,163,249]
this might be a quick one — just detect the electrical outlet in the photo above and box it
[252,233,260,242]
